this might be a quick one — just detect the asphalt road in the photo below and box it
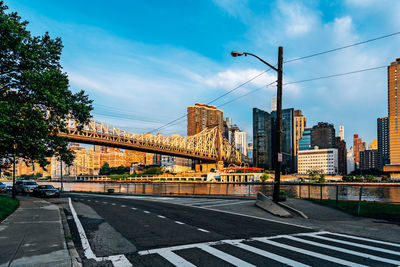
[63,194,400,267]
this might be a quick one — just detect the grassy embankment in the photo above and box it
[307,198,400,222]
[0,196,19,221]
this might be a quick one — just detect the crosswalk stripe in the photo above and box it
[282,236,400,266]
[255,237,368,267]
[223,240,309,267]
[321,232,400,248]
[158,250,196,267]
[306,234,400,256]
[189,200,236,206]
[197,244,255,267]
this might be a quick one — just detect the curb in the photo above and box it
[58,202,82,267]
[278,201,309,219]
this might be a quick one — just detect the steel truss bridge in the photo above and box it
[59,120,242,164]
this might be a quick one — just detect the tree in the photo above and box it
[99,162,111,175]
[0,2,93,169]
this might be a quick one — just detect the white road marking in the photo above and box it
[157,215,166,219]
[175,221,185,225]
[144,211,150,214]
[121,205,126,208]
[95,200,99,202]
[223,240,309,267]
[306,234,400,256]
[318,231,400,248]
[103,202,108,204]
[131,207,137,210]
[197,244,255,267]
[158,250,196,267]
[68,198,132,267]
[111,203,116,206]
[197,228,210,233]
[256,237,369,267]
[202,200,251,208]
[283,235,400,265]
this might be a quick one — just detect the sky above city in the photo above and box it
[5,0,400,148]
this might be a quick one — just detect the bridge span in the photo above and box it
[59,119,242,165]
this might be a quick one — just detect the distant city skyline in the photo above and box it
[6,1,400,147]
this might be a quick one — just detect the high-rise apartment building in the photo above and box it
[311,122,336,149]
[384,58,400,176]
[353,134,366,167]
[360,150,378,170]
[339,125,344,141]
[294,110,306,156]
[187,103,223,136]
[378,117,390,170]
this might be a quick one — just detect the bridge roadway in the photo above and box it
[60,194,400,266]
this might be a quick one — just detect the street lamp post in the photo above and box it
[231,47,283,202]
[12,143,17,199]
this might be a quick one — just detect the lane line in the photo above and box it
[175,221,185,225]
[306,234,400,256]
[223,240,309,267]
[197,244,255,267]
[144,211,150,214]
[158,250,196,267]
[70,193,311,230]
[157,215,166,219]
[131,207,137,210]
[254,237,368,267]
[121,205,127,208]
[68,198,132,267]
[201,200,251,208]
[282,235,400,265]
[197,228,210,233]
[103,202,108,204]
[111,203,116,206]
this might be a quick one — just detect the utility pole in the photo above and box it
[273,46,283,203]
[60,160,64,193]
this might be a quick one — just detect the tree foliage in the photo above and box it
[0,2,93,168]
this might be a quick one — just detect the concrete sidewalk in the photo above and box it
[0,196,74,267]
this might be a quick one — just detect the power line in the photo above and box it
[283,65,386,85]
[285,31,400,63]
[149,68,273,133]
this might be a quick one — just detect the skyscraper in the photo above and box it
[253,108,272,170]
[187,103,223,136]
[335,137,347,175]
[294,110,306,156]
[234,131,248,156]
[339,125,344,141]
[311,122,336,149]
[369,139,378,150]
[272,108,295,173]
[378,117,390,170]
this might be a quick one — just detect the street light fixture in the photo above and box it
[231,47,283,203]
[12,143,17,199]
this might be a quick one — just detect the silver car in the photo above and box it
[15,180,38,194]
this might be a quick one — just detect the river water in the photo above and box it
[3,181,397,203]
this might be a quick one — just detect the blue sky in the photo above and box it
[5,0,400,148]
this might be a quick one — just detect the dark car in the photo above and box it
[32,185,60,198]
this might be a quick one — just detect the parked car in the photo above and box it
[15,180,38,194]
[4,186,13,192]
[32,185,60,198]
[0,182,6,192]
